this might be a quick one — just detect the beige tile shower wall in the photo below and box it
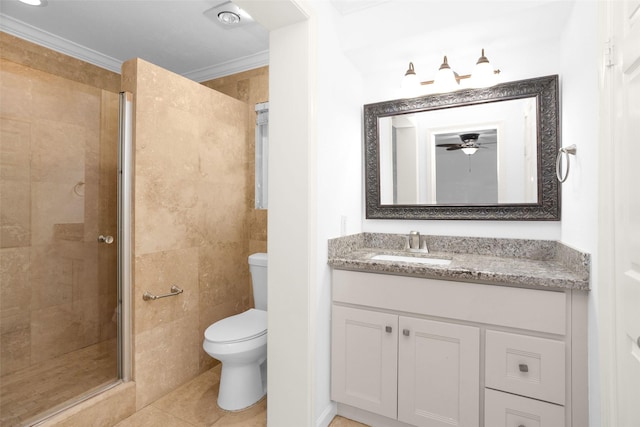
[122,58,253,409]
[0,50,119,378]
[201,67,269,255]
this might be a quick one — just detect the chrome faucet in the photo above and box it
[409,231,420,250]
[408,231,429,253]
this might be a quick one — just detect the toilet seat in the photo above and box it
[205,309,267,344]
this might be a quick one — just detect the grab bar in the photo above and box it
[143,285,183,301]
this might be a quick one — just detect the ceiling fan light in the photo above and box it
[19,0,47,6]
[461,146,479,155]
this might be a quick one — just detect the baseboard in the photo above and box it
[316,401,337,427]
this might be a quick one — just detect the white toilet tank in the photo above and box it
[248,253,267,311]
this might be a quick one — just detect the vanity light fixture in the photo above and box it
[402,49,501,95]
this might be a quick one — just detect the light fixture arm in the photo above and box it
[419,69,500,86]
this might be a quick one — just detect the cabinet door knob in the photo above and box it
[403,329,410,336]
[519,363,529,373]
[385,326,392,333]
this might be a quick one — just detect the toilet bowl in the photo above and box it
[203,308,267,411]
[203,253,268,411]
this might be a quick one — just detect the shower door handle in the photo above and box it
[98,235,114,244]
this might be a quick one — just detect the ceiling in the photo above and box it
[0,0,575,83]
[0,0,270,81]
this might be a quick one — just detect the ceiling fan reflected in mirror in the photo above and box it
[436,132,496,155]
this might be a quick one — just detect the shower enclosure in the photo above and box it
[0,59,129,426]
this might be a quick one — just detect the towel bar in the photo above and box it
[143,285,183,301]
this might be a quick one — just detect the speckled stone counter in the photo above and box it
[328,233,590,291]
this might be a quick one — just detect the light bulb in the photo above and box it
[401,62,421,98]
[433,56,459,93]
[19,0,46,5]
[470,49,496,88]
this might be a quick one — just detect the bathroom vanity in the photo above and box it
[328,233,589,427]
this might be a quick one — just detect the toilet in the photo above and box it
[203,253,268,411]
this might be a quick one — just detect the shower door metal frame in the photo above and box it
[117,91,133,381]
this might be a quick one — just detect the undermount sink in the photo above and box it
[371,254,452,266]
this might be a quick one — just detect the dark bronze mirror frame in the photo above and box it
[364,74,560,220]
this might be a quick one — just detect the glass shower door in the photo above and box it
[0,59,120,426]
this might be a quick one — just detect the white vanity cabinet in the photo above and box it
[331,305,398,419]
[331,269,588,427]
[397,316,479,427]
[332,305,480,426]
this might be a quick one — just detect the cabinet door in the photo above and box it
[331,305,398,418]
[398,316,480,427]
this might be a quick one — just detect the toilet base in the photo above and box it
[217,360,266,411]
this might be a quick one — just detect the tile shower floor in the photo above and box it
[115,364,369,427]
[0,339,118,426]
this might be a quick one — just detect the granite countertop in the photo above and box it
[328,233,591,291]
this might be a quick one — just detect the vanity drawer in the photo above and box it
[485,388,565,427]
[485,330,565,405]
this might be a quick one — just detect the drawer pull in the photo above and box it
[403,329,410,336]
[385,326,392,333]
[519,363,529,373]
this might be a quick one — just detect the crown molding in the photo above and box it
[0,14,122,73]
[1,14,269,81]
[184,50,269,82]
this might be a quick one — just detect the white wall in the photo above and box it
[558,2,601,426]
[240,1,364,425]
[237,1,317,425]
[314,3,364,425]
[267,18,315,426]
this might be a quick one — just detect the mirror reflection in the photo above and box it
[379,98,537,205]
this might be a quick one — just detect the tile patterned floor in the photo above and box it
[115,364,368,427]
[0,339,118,426]
[1,343,367,427]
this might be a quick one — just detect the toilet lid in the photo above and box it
[204,309,267,344]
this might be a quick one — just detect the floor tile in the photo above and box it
[328,415,370,427]
[208,398,266,427]
[151,365,223,427]
[114,405,194,427]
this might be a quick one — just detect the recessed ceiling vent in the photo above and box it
[204,1,255,29]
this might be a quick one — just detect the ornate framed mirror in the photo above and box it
[364,75,560,220]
